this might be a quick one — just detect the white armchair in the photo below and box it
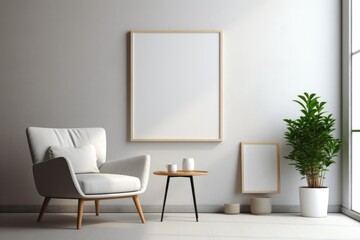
[26,127,150,229]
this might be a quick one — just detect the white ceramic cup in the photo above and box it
[182,158,195,171]
[166,164,177,172]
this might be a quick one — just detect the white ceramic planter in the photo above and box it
[299,187,329,217]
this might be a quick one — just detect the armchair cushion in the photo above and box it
[48,145,99,174]
[76,173,141,195]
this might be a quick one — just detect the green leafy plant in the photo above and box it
[284,93,341,188]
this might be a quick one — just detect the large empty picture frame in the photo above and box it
[241,142,280,193]
[130,30,222,142]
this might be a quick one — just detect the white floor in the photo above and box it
[0,213,359,240]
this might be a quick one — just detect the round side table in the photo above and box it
[153,170,208,222]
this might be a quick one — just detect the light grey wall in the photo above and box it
[0,0,341,209]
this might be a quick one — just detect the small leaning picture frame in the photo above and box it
[241,141,281,194]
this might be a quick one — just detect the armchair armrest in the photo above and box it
[33,157,83,198]
[99,155,151,193]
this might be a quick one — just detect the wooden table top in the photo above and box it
[153,170,208,177]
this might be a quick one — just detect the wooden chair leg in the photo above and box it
[132,195,145,223]
[37,197,51,222]
[77,199,85,230]
[95,200,100,216]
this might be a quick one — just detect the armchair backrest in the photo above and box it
[26,127,106,166]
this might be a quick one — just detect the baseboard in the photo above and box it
[0,204,341,213]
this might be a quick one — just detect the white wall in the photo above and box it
[0,0,341,210]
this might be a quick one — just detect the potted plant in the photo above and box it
[284,92,341,217]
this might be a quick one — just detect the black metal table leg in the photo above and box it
[160,176,171,222]
[189,176,199,222]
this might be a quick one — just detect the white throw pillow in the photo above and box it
[48,145,99,174]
